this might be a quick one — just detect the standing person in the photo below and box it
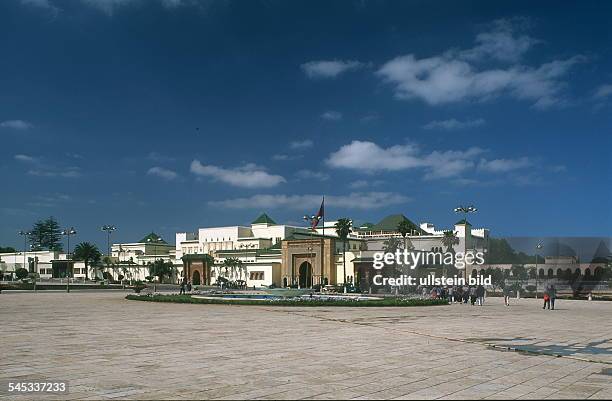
[455,286,462,304]
[179,278,186,295]
[186,280,192,293]
[463,285,470,304]
[469,286,477,306]
[503,285,511,307]
[549,284,556,310]
[448,286,455,303]
[476,284,485,306]
[543,285,550,309]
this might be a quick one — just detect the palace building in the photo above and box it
[173,213,490,289]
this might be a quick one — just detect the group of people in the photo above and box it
[422,285,487,306]
[179,279,192,295]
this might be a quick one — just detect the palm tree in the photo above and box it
[334,218,352,293]
[222,257,242,281]
[441,230,460,253]
[441,231,460,276]
[397,219,415,248]
[72,242,101,280]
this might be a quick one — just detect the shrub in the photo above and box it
[15,268,29,281]
[125,294,449,307]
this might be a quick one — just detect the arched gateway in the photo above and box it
[299,261,313,288]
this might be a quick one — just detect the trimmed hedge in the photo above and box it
[0,283,120,291]
[125,294,449,307]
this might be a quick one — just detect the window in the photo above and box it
[249,271,265,280]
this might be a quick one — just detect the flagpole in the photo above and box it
[321,196,324,287]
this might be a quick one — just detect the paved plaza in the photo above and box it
[1,291,611,400]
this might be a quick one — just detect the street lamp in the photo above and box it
[61,227,77,293]
[454,205,478,279]
[454,205,478,223]
[101,225,116,262]
[535,243,543,299]
[18,230,32,271]
[147,235,164,292]
[239,243,255,283]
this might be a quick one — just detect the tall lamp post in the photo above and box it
[239,243,255,284]
[18,230,32,272]
[453,205,477,278]
[535,243,543,299]
[61,227,77,293]
[147,235,163,292]
[101,225,116,281]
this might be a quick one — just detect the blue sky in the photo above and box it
[1,0,611,249]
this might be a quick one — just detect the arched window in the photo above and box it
[539,268,545,278]
[547,268,553,278]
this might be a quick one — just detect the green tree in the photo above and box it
[221,257,242,280]
[0,246,16,253]
[28,217,63,251]
[72,242,101,280]
[15,267,29,280]
[441,231,460,276]
[396,220,415,253]
[148,259,175,283]
[334,218,352,292]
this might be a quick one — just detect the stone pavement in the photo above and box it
[0,292,610,400]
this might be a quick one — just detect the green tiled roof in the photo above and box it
[455,219,472,226]
[251,213,276,225]
[371,214,424,234]
[139,232,167,244]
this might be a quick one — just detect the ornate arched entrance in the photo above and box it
[299,261,312,288]
[192,270,201,285]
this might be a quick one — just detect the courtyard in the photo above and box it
[1,292,611,400]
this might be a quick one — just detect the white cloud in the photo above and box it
[377,19,584,109]
[594,84,612,99]
[326,140,486,179]
[460,18,540,63]
[28,167,81,178]
[1,120,33,130]
[15,153,82,177]
[349,179,384,189]
[14,154,38,163]
[190,160,285,188]
[147,152,175,162]
[147,166,179,180]
[295,169,330,181]
[321,111,343,121]
[209,192,410,210]
[272,154,303,161]
[477,157,531,173]
[301,60,364,79]
[423,118,485,130]
[20,0,58,11]
[289,140,314,150]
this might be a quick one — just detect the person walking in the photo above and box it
[543,285,551,309]
[549,284,556,310]
[503,285,511,307]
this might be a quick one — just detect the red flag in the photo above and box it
[312,198,324,229]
